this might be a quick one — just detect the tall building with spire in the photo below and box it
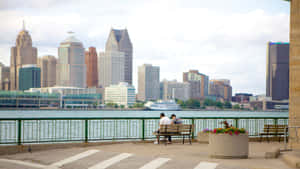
[99,28,133,87]
[85,47,98,88]
[10,21,37,90]
[56,32,86,88]
[37,55,57,87]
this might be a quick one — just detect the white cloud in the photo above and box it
[0,0,289,95]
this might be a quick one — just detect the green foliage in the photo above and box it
[233,104,240,110]
[215,101,224,109]
[114,104,119,108]
[185,99,201,109]
[106,103,116,108]
[176,99,185,107]
[224,101,232,109]
[120,105,125,109]
[133,102,144,108]
[203,99,216,106]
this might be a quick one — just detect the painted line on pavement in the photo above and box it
[0,158,47,168]
[88,153,133,169]
[139,158,170,169]
[194,161,218,169]
[50,149,100,167]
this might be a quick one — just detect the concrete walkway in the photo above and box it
[0,142,291,169]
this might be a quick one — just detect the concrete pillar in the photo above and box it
[289,0,300,149]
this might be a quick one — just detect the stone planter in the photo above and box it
[209,133,248,159]
[197,132,209,143]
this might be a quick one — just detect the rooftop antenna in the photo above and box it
[22,20,25,30]
[67,31,75,36]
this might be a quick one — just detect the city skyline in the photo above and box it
[0,0,290,95]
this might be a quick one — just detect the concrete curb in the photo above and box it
[282,154,300,168]
[0,141,144,156]
[265,147,280,159]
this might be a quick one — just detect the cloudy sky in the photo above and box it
[0,0,290,95]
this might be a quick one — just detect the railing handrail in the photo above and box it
[0,117,289,120]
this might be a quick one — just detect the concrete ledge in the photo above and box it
[282,154,300,168]
[265,147,280,159]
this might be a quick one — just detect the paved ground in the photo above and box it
[0,142,292,169]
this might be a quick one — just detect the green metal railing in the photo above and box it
[0,117,289,145]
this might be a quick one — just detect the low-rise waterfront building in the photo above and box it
[162,80,190,101]
[0,90,101,109]
[27,86,100,95]
[104,82,136,107]
[232,93,253,103]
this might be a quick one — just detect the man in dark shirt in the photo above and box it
[171,114,182,124]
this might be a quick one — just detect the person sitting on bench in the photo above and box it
[154,113,171,144]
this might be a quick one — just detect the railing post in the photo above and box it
[85,120,88,143]
[192,119,195,139]
[17,120,22,145]
[234,119,239,128]
[142,119,145,140]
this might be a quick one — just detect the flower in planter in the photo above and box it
[202,128,212,133]
[208,120,247,136]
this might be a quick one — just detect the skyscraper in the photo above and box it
[19,64,40,91]
[183,70,209,99]
[0,63,10,91]
[98,51,125,88]
[266,42,289,101]
[10,22,37,90]
[37,55,57,87]
[56,32,86,88]
[85,47,98,88]
[138,64,160,101]
[100,28,133,86]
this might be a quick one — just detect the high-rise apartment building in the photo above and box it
[56,33,86,88]
[85,47,98,88]
[138,64,160,101]
[37,55,57,87]
[162,80,190,101]
[99,28,133,87]
[10,23,37,90]
[19,64,40,91]
[209,79,232,101]
[0,63,10,91]
[104,82,136,107]
[183,70,209,99]
[266,42,289,101]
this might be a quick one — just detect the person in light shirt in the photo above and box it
[154,113,172,144]
[160,113,171,125]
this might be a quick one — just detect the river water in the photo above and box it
[0,110,289,118]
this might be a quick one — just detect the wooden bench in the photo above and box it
[153,124,194,144]
[259,124,288,142]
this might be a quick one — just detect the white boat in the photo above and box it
[146,100,181,111]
